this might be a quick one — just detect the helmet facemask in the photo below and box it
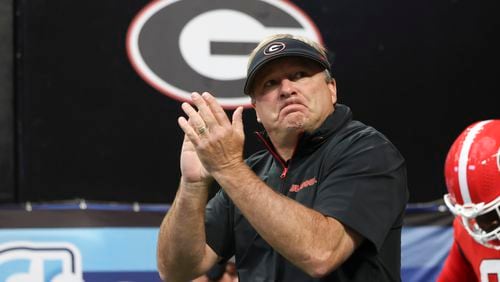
[445,194,500,250]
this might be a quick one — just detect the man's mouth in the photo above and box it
[280,103,305,117]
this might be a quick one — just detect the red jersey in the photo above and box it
[438,218,500,282]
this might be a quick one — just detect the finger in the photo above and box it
[232,106,244,134]
[181,102,206,131]
[192,92,219,129]
[178,116,201,145]
[202,92,230,127]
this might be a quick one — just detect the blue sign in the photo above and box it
[0,228,162,282]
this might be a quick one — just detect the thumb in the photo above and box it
[232,106,244,134]
[181,134,194,150]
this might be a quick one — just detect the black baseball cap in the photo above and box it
[243,37,331,95]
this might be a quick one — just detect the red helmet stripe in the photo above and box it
[458,120,493,204]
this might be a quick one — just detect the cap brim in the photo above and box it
[243,38,331,95]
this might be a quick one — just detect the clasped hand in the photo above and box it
[178,92,245,184]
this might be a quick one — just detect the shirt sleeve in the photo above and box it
[314,131,409,250]
[205,187,235,261]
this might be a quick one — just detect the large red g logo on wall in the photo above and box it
[126,0,323,109]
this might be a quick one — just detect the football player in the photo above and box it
[438,119,500,281]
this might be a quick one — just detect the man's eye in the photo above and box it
[264,80,277,88]
[292,71,306,80]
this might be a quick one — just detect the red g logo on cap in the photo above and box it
[264,42,286,55]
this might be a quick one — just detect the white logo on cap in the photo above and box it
[264,42,286,55]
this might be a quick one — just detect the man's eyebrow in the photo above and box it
[255,69,274,82]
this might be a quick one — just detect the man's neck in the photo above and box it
[268,130,302,161]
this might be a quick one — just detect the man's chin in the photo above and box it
[283,113,306,129]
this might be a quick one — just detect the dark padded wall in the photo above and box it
[15,0,499,203]
[298,0,500,202]
[0,0,14,202]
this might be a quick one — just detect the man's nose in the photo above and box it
[279,78,295,98]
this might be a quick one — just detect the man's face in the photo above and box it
[250,57,337,135]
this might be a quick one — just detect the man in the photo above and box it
[437,120,500,282]
[157,34,408,281]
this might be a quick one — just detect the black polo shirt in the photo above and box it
[205,104,409,281]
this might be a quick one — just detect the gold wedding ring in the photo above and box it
[197,126,207,135]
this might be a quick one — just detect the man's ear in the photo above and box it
[328,78,337,104]
[251,98,261,123]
